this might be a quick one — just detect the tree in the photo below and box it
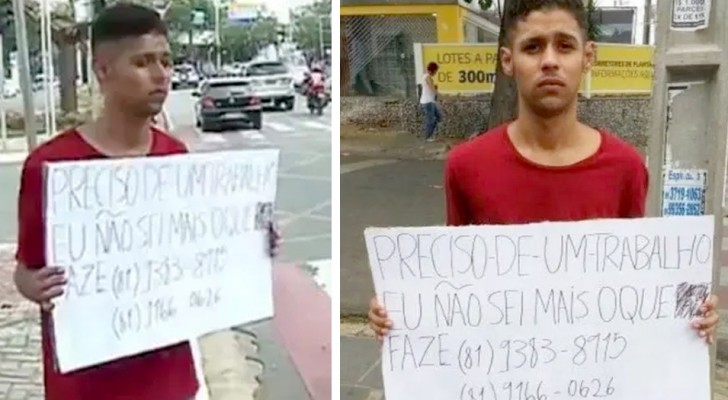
[486,0,518,130]
[290,0,330,58]
[163,0,214,59]
[586,0,602,41]
[220,14,279,63]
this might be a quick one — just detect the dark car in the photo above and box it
[193,78,263,131]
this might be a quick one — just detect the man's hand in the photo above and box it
[268,222,283,258]
[693,294,720,344]
[368,297,392,343]
[13,265,66,311]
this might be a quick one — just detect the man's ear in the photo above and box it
[500,46,514,77]
[583,41,596,72]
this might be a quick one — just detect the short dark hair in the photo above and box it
[503,0,588,45]
[91,2,168,53]
[426,62,438,73]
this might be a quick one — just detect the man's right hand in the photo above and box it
[368,297,392,342]
[14,265,66,311]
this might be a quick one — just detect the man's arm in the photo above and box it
[425,75,437,94]
[444,156,469,226]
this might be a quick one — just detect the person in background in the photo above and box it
[13,4,280,400]
[420,61,441,142]
[369,0,719,346]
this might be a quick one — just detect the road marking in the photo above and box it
[264,122,294,132]
[200,134,225,143]
[302,121,330,130]
[340,159,397,175]
[285,234,331,243]
[238,131,267,141]
[279,173,331,182]
[0,152,28,165]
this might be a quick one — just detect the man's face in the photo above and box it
[501,8,594,117]
[95,33,172,118]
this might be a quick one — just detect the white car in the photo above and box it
[2,82,19,98]
[171,65,200,90]
[241,61,295,111]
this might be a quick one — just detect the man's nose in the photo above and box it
[541,44,560,70]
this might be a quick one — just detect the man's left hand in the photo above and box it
[268,222,283,258]
[693,294,720,344]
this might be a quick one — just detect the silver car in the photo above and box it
[242,61,295,111]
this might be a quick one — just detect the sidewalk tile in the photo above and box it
[340,336,380,385]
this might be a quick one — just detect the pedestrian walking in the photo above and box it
[420,62,441,142]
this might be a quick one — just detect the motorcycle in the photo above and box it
[306,84,328,116]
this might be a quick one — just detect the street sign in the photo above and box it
[192,10,205,26]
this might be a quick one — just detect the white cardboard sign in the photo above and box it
[365,216,713,400]
[44,149,279,373]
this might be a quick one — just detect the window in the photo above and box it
[245,63,289,76]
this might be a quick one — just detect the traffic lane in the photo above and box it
[163,89,327,127]
[194,130,331,264]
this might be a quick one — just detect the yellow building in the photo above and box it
[340,0,499,97]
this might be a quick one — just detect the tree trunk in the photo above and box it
[486,0,518,131]
[57,41,77,113]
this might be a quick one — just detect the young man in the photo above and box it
[420,62,441,142]
[14,4,279,400]
[369,0,719,343]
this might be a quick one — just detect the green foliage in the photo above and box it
[586,0,602,41]
[290,0,331,56]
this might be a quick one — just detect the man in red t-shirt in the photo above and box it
[13,4,279,400]
[368,0,719,344]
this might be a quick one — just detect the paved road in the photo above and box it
[0,89,332,400]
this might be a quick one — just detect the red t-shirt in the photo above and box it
[16,128,198,400]
[444,123,648,225]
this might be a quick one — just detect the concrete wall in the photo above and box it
[341,95,652,150]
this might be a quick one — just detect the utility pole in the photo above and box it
[12,0,37,150]
[0,34,7,151]
[214,1,221,70]
[318,16,324,60]
[643,0,652,44]
[646,1,725,397]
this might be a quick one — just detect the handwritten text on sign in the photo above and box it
[365,217,713,400]
[45,149,279,373]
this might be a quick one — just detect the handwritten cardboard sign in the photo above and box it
[44,149,279,373]
[365,216,713,400]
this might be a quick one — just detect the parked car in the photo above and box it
[241,61,295,111]
[171,64,200,90]
[2,82,19,98]
[192,77,262,131]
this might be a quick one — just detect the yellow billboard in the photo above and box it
[416,43,654,95]
[589,44,654,94]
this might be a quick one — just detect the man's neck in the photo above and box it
[511,100,580,150]
[88,106,153,157]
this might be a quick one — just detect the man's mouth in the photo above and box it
[538,78,565,88]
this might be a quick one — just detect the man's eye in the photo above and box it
[524,44,540,52]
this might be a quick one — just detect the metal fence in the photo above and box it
[341,14,436,98]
